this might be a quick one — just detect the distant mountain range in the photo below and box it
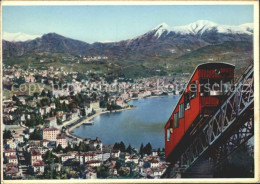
[3,32,41,42]
[3,20,253,57]
[2,20,253,78]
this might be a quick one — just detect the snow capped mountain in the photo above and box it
[3,32,41,42]
[239,23,253,29]
[98,40,114,43]
[3,19,253,60]
[152,20,254,38]
[173,20,219,35]
[152,22,170,37]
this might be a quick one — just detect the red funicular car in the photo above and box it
[164,62,235,162]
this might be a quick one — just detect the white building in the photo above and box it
[56,133,68,148]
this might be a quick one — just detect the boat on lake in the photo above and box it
[83,121,94,125]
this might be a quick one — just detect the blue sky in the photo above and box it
[3,5,254,43]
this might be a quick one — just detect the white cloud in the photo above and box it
[3,32,41,42]
[97,40,113,43]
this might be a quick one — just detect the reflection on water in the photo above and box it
[72,96,179,149]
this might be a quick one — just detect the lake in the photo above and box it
[71,96,179,149]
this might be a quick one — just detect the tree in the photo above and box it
[126,144,132,154]
[139,143,144,158]
[97,165,109,178]
[12,95,18,102]
[54,98,61,111]
[78,141,90,152]
[3,130,12,139]
[143,143,152,155]
[43,151,59,164]
[47,90,53,98]
[81,108,86,117]
[35,115,44,125]
[57,117,62,125]
[214,143,254,178]
[29,129,42,140]
[54,144,63,153]
[63,145,72,153]
[90,92,97,101]
[113,142,119,150]
[49,109,54,117]
[115,161,122,170]
[114,141,126,152]
[119,141,126,152]
[41,90,47,97]
[118,167,130,176]
[62,102,69,112]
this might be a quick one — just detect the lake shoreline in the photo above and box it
[67,95,179,146]
[68,95,174,132]
[66,106,135,139]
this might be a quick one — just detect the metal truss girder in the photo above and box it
[213,116,254,166]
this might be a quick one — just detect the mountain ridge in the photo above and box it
[3,19,253,79]
[3,20,253,43]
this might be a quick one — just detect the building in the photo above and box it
[56,133,68,148]
[25,76,36,83]
[7,155,18,165]
[61,152,77,163]
[4,149,16,157]
[121,93,130,101]
[84,169,97,179]
[30,149,42,165]
[45,116,57,128]
[111,150,120,158]
[115,99,127,108]
[150,159,159,168]
[42,128,60,141]
[102,152,111,161]
[95,151,103,161]
[39,106,51,116]
[86,160,101,167]
[89,137,102,151]
[152,149,158,156]
[90,101,100,111]
[5,139,17,149]
[102,145,114,153]
[40,139,50,147]
[13,134,24,143]
[84,152,98,162]
[32,161,45,174]
[5,163,21,178]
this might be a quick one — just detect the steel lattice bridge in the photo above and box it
[164,64,254,177]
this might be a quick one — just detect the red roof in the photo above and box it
[42,127,58,131]
[33,160,45,167]
[30,149,41,156]
[46,116,57,121]
[86,160,100,164]
[56,133,66,139]
[7,155,17,160]
[5,149,16,153]
[150,159,159,163]
[130,155,138,159]
[6,163,17,167]
[41,139,49,142]
[85,152,97,157]
[6,167,19,175]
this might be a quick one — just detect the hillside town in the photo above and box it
[2,65,187,179]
